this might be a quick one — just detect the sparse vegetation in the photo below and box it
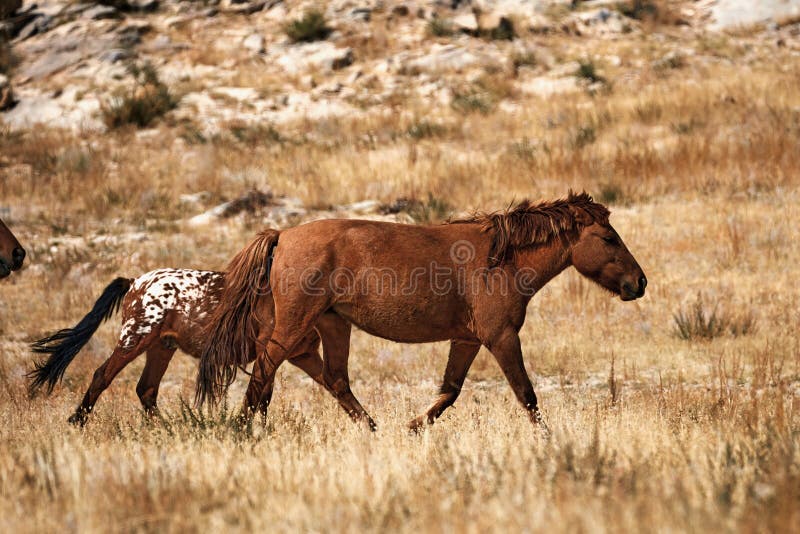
[406,120,447,140]
[101,62,178,129]
[483,17,516,41]
[451,89,494,115]
[673,293,758,340]
[571,125,597,148]
[575,60,605,84]
[284,10,331,43]
[511,50,538,73]
[227,121,284,146]
[616,0,682,25]
[405,193,452,223]
[427,17,454,37]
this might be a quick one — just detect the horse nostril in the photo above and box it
[12,247,25,268]
[638,276,647,290]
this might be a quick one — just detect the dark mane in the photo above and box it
[449,191,610,267]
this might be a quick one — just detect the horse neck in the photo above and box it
[513,237,573,290]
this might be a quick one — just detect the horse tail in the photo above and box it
[196,229,280,405]
[28,277,132,397]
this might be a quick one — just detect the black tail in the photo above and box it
[28,277,132,397]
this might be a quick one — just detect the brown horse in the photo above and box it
[0,217,25,279]
[29,263,325,426]
[198,192,647,431]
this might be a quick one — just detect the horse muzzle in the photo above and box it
[621,276,647,301]
[0,247,24,277]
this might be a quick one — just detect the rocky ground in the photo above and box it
[2,0,798,133]
[2,0,799,232]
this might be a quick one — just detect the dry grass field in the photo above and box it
[1,11,800,533]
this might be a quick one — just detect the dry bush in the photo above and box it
[616,0,684,26]
[673,293,758,341]
[427,17,454,38]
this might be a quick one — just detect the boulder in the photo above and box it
[571,8,630,35]
[15,14,53,41]
[274,42,354,74]
[350,7,371,22]
[243,33,265,54]
[83,5,122,20]
[452,12,478,32]
[399,44,507,74]
[710,0,800,30]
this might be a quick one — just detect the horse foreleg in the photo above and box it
[136,345,176,417]
[485,328,547,429]
[408,339,480,432]
[316,313,376,431]
[69,341,149,426]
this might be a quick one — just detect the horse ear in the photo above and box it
[570,205,594,226]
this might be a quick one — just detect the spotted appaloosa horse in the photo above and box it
[29,268,324,426]
[0,217,25,279]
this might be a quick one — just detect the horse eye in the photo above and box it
[602,236,617,245]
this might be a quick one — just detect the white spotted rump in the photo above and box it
[118,269,223,350]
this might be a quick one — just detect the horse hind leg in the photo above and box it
[316,312,376,431]
[242,301,327,420]
[136,345,177,417]
[408,339,480,432]
[68,336,152,426]
[252,332,325,421]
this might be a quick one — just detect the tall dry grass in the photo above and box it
[0,22,799,533]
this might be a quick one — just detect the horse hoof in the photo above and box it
[407,417,426,434]
[67,412,87,427]
[142,406,161,421]
[530,411,551,437]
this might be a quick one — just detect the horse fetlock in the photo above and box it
[324,376,350,396]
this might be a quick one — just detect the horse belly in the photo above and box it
[332,299,466,343]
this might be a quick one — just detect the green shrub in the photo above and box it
[101,62,178,129]
[484,17,515,41]
[511,51,538,72]
[576,60,605,83]
[284,10,331,43]
[427,18,454,37]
